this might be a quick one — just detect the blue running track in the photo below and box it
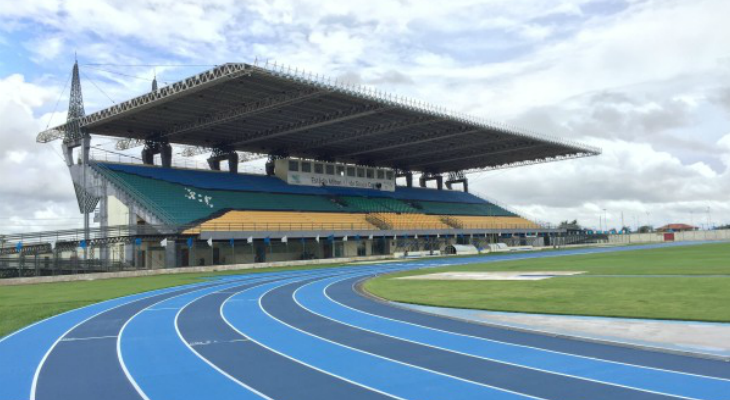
[1,242,729,400]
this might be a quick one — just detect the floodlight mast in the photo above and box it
[65,60,94,258]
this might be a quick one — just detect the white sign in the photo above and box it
[276,159,395,192]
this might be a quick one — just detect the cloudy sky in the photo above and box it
[1,0,728,232]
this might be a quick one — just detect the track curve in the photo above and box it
[2,243,728,400]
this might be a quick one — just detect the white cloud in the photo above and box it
[470,136,730,229]
[0,74,80,232]
[1,0,729,232]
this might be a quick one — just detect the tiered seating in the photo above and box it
[416,201,515,216]
[447,216,540,229]
[373,213,451,230]
[97,163,486,203]
[94,163,541,231]
[186,211,377,233]
[94,166,343,225]
[340,196,419,214]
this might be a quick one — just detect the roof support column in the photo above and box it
[420,173,443,190]
[141,139,172,167]
[445,171,468,193]
[207,147,239,173]
[396,171,413,187]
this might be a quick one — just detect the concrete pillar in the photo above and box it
[228,152,239,173]
[165,240,178,268]
[207,158,221,170]
[161,143,172,168]
[124,204,137,265]
[98,181,110,263]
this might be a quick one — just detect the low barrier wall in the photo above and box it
[607,229,730,244]
[0,254,395,286]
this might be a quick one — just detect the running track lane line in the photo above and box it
[343,275,730,376]
[177,276,401,400]
[32,278,246,400]
[222,278,548,400]
[332,273,730,379]
[32,272,316,400]
[118,276,287,400]
[0,284,203,400]
[17,266,406,400]
[269,276,678,400]
[0,281,215,400]
[117,266,404,400]
[295,274,730,400]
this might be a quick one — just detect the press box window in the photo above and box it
[346,166,356,177]
[357,168,365,178]
[301,162,312,173]
[377,170,385,179]
[386,171,394,180]
[325,164,335,175]
[337,166,346,176]
[366,169,374,179]
[288,160,299,172]
[314,163,324,174]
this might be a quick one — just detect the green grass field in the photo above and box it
[364,242,730,322]
[0,262,349,338]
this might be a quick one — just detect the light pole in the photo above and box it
[646,211,651,230]
[707,206,712,230]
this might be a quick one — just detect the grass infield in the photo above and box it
[364,242,730,322]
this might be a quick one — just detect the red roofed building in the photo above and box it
[656,223,697,232]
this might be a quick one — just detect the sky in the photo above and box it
[0,0,729,232]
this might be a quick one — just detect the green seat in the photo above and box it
[414,201,515,217]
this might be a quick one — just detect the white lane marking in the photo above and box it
[23,267,396,400]
[174,281,276,400]
[28,281,217,400]
[346,276,730,382]
[117,268,368,400]
[255,279,548,400]
[115,275,282,400]
[0,282,207,345]
[188,339,250,347]
[117,282,245,400]
[296,277,703,400]
[220,281,407,400]
[61,335,118,342]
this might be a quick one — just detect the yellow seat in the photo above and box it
[445,216,540,229]
[185,211,378,233]
[372,213,451,230]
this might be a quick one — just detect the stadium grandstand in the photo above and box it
[0,60,600,276]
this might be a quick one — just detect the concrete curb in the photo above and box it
[354,279,730,362]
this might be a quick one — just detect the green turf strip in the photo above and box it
[364,242,730,322]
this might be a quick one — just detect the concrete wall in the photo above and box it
[607,229,730,244]
[107,195,128,226]
[0,254,398,286]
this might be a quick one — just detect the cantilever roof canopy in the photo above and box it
[38,63,600,173]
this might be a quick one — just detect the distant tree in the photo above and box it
[716,224,730,230]
[637,225,653,233]
[559,219,582,230]
[621,226,632,233]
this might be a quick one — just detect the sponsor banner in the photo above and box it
[287,171,395,191]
